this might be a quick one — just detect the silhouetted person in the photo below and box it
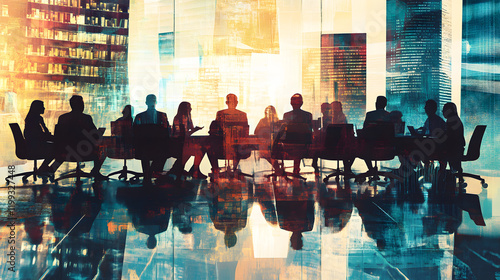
[50,95,106,180]
[389,110,404,135]
[418,100,446,172]
[320,102,333,127]
[116,105,133,122]
[364,96,390,126]
[418,99,445,136]
[24,100,55,174]
[170,101,205,179]
[282,93,313,175]
[208,93,249,178]
[363,96,391,172]
[312,101,351,173]
[133,94,169,185]
[254,105,282,171]
[331,101,347,125]
[442,102,465,182]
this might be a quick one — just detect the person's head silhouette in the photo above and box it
[290,93,303,110]
[122,105,133,119]
[147,235,157,249]
[424,100,438,116]
[224,231,237,248]
[442,102,458,119]
[145,94,157,110]
[321,102,331,115]
[28,100,45,116]
[331,101,343,113]
[177,101,192,118]
[265,105,278,122]
[226,94,238,109]
[290,231,303,250]
[375,96,387,110]
[69,95,84,113]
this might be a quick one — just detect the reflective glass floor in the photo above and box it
[0,156,499,280]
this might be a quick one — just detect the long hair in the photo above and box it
[265,105,279,123]
[25,100,44,122]
[176,102,192,121]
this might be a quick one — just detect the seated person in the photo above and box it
[362,96,391,172]
[312,101,351,173]
[282,93,313,175]
[50,95,107,180]
[24,100,55,175]
[254,105,282,170]
[364,96,390,126]
[117,105,133,122]
[418,99,445,136]
[133,94,170,184]
[418,100,446,170]
[320,102,333,128]
[208,93,249,178]
[170,101,206,179]
[389,110,404,135]
[331,101,347,125]
[442,102,465,182]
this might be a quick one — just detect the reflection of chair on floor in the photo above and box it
[107,120,142,182]
[6,123,50,184]
[459,125,487,188]
[53,124,105,185]
[267,123,312,181]
[356,122,398,182]
[319,124,356,183]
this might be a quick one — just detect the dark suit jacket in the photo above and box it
[283,109,313,127]
[133,109,169,129]
[215,108,248,127]
[56,111,98,152]
[364,109,390,126]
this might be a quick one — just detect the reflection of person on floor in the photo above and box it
[255,105,282,171]
[208,182,250,248]
[170,102,206,179]
[24,100,55,175]
[282,94,313,175]
[442,102,465,183]
[274,183,315,250]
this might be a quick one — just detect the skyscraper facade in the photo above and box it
[321,33,366,127]
[386,0,452,125]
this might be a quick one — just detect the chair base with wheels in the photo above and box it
[107,159,143,182]
[54,162,94,186]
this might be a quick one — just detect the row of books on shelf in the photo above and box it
[29,0,125,13]
[28,9,129,28]
[26,27,128,45]
[28,0,80,8]
[27,62,101,77]
[23,80,127,93]
[26,45,126,61]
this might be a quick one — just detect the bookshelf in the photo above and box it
[0,0,130,130]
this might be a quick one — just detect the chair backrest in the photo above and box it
[9,123,28,159]
[282,122,313,145]
[325,124,355,148]
[361,122,395,141]
[133,124,170,159]
[111,120,133,137]
[463,125,486,161]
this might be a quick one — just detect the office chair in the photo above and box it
[6,123,51,184]
[133,124,170,184]
[460,125,487,188]
[266,122,313,181]
[53,124,105,186]
[356,122,400,183]
[107,120,142,182]
[319,124,357,183]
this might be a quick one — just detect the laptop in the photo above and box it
[407,126,420,136]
